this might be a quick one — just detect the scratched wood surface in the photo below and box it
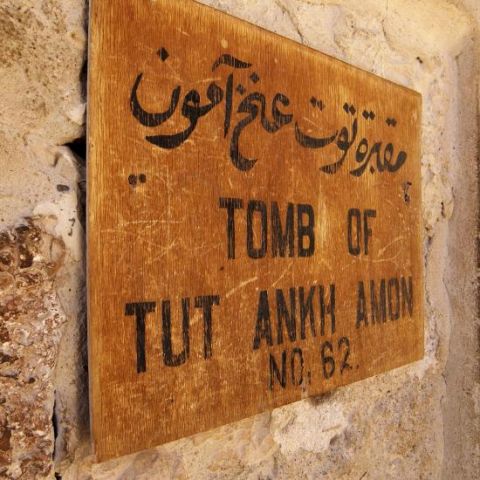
[88,0,423,461]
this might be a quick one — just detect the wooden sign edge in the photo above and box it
[197,0,422,99]
[86,0,425,461]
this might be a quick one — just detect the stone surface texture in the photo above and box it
[0,0,478,479]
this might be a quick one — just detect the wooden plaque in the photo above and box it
[88,0,423,461]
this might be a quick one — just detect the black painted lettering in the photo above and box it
[276,288,297,344]
[297,204,315,257]
[219,197,244,259]
[247,200,268,259]
[291,348,304,386]
[356,281,367,328]
[194,295,220,359]
[338,337,352,374]
[320,341,335,379]
[299,286,316,340]
[125,302,156,373]
[355,138,369,166]
[359,277,413,324]
[401,276,414,316]
[348,209,361,255]
[162,298,190,367]
[271,202,294,257]
[370,279,387,324]
[319,284,336,336]
[252,290,273,350]
[363,209,376,255]
[269,350,287,390]
[388,278,400,320]
[351,140,382,176]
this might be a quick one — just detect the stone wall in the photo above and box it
[0,1,478,479]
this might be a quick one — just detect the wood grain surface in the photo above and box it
[88,0,423,461]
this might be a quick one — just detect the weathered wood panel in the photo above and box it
[88,0,423,461]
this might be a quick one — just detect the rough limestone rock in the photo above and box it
[0,0,478,479]
[0,1,86,478]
